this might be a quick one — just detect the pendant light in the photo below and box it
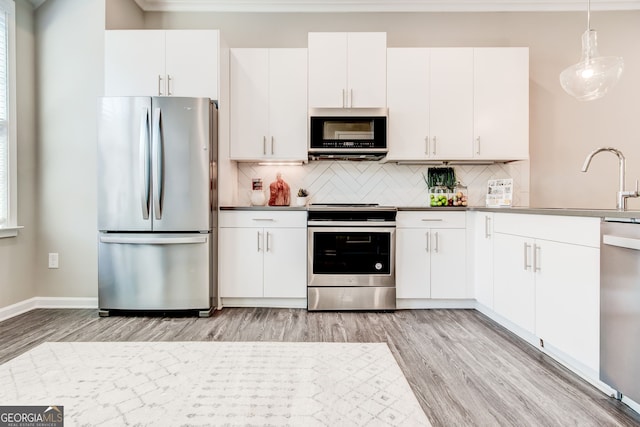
[559,0,624,101]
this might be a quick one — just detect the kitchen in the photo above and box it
[2,0,640,425]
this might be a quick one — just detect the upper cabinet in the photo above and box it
[105,30,219,99]
[229,48,308,161]
[473,48,529,160]
[386,47,529,162]
[308,32,386,108]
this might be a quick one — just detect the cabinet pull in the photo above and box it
[158,75,163,96]
[425,231,430,252]
[425,136,429,155]
[434,231,439,253]
[476,136,481,155]
[263,136,267,155]
[266,231,271,252]
[523,242,532,270]
[271,136,274,155]
[485,216,491,238]
[432,136,437,156]
[252,218,275,221]
[421,218,443,222]
[257,231,262,252]
[342,89,346,108]
[167,74,173,96]
[533,244,541,272]
[349,89,353,108]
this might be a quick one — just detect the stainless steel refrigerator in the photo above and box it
[97,97,217,317]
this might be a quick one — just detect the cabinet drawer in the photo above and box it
[397,211,466,228]
[493,213,600,247]
[219,210,307,228]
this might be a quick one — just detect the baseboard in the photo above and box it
[0,297,98,322]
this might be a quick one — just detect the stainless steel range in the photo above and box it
[307,203,396,311]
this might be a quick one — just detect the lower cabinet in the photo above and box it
[492,213,601,374]
[219,211,307,302]
[396,211,468,299]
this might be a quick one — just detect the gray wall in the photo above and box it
[3,1,639,308]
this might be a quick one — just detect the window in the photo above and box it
[0,0,17,238]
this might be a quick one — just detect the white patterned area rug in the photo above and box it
[0,341,431,426]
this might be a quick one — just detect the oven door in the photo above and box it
[308,226,395,287]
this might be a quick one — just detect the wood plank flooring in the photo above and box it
[1,308,638,426]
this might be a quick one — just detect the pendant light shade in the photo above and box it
[560,1,624,101]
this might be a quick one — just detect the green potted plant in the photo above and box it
[296,188,309,206]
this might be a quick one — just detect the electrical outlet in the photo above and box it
[48,253,59,269]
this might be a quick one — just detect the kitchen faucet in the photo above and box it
[581,147,639,211]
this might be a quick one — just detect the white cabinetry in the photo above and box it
[386,48,472,160]
[492,213,600,373]
[219,211,307,306]
[386,47,528,162]
[105,30,219,99]
[472,212,494,308]
[396,211,467,301]
[308,32,386,108]
[473,48,529,160]
[230,49,307,161]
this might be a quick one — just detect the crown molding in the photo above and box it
[132,0,640,12]
[29,0,47,9]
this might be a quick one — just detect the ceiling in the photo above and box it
[28,0,640,12]
[130,0,640,12]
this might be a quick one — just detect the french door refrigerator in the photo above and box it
[97,97,217,317]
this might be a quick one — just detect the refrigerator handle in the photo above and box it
[152,107,163,220]
[139,107,150,220]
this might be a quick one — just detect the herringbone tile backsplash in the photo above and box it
[237,161,529,207]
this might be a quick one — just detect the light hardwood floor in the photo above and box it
[0,308,638,426]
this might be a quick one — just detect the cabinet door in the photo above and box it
[474,48,529,160]
[308,32,347,108]
[474,213,494,308]
[429,48,474,159]
[219,227,264,298]
[430,228,467,299]
[165,30,218,99]
[230,49,269,159]
[263,228,307,298]
[105,30,164,96]
[493,233,535,333]
[268,49,308,160]
[535,239,599,373]
[347,32,387,108]
[396,228,430,298]
[386,48,430,160]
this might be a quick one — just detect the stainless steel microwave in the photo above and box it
[308,108,388,160]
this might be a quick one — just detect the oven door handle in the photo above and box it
[308,221,396,227]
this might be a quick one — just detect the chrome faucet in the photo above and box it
[581,147,639,211]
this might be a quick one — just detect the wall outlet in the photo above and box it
[48,252,59,269]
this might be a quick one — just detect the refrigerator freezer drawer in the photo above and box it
[98,232,213,312]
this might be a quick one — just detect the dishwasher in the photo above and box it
[601,218,640,403]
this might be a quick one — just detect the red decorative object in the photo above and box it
[268,172,291,206]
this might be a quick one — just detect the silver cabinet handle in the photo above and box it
[342,89,346,108]
[524,242,531,270]
[425,231,430,252]
[425,137,429,155]
[421,218,443,222]
[257,231,262,252]
[266,231,271,252]
[434,231,439,253]
[252,218,275,222]
[350,89,353,108]
[432,136,437,156]
[485,215,491,238]
[167,74,173,96]
[263,136,267,155]
[158,75,163,95]
[271,136,274,155]
[476,136,481,155]
[533,244,541,272]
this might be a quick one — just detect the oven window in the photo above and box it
[312,231,391,274]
